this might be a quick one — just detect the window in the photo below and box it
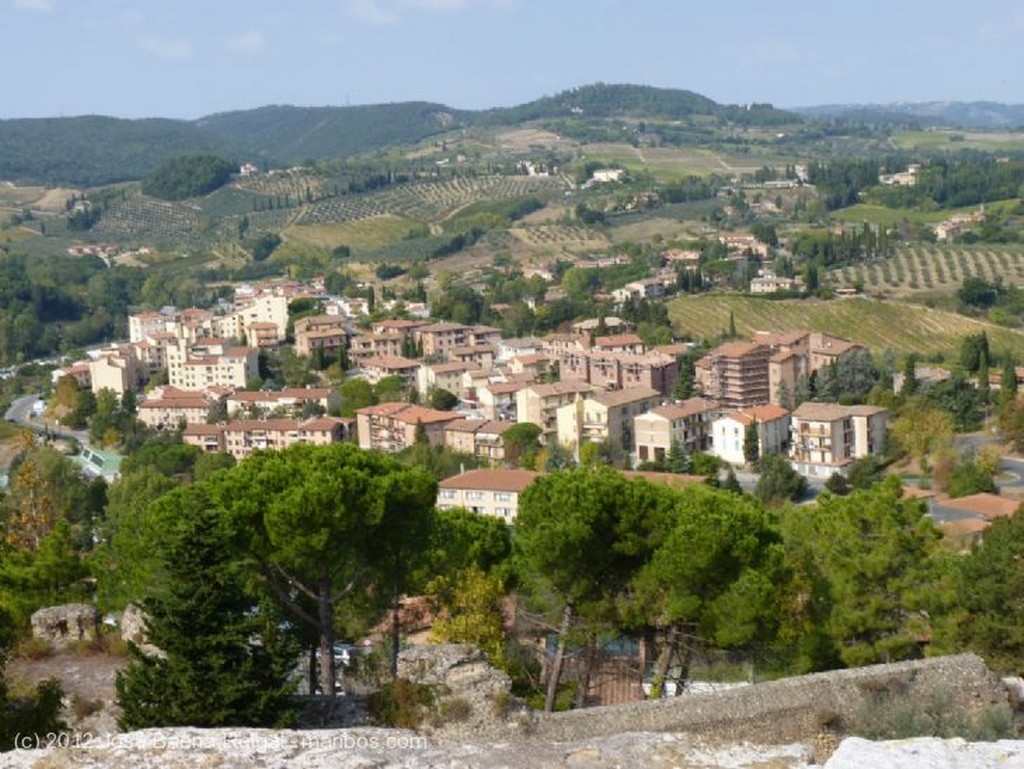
[495,492,512,502]
[466,491,484,501]
[439,490,456,500]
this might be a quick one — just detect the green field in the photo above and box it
[581,144,797,181]
[833,199,1019,227]
[891,130,1024,153]
[667,294,1024,359]
[284,214,427,252]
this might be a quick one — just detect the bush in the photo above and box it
[0,678,66,751]
[14,637,54,661]
[367,679,438,729]
[848,686,1015,741]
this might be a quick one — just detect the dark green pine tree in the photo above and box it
[667,439,691,474]
[978,346,990,402]
[673,354,696,400]
[1000,353,1018,414]
[743,418,760,467]
[116,486,298,729]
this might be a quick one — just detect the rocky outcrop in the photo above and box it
[29,604,99,649]
[4,731,1024,768]
[118,604,162,658]
[395,643,529,739]
[0,727,815,768]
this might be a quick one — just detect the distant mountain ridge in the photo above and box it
[0,83,795,187]
[792,101,1024,129]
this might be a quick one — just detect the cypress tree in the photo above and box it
[116,486,298,729]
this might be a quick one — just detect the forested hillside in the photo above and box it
[0,116,229,187]
[195,102,470,164]
[0,84,797,186]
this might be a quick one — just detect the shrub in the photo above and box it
[367,679,438,729]
[14,637,54,661]
[848,686,1015,741]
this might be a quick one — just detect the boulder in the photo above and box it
[29,603,99,648]
[119,603,163,658]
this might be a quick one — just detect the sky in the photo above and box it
[2,0,1024,120]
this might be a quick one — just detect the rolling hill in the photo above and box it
[0,84,798,187]
[792,101,1024,129]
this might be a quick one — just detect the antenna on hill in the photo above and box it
[345,93,350,106]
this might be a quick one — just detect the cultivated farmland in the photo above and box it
[508,224,609,251]
[284,215,427,252]
[298,175,567,227]
[92,199,202,243]
[829,245,1024,295]
[667,294,1024,360]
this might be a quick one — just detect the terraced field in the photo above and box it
[667,294,1024,359]
[829,246,1024,295]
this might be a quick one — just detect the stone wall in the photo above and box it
[525,653,1005,745]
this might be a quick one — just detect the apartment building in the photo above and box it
[712,403,791,465]
[88,348,141,396]
[183,416,350,460]
[633,397,721,464]
[418,361,478,399]
[592,334,645,354]
[436,468,541,522]
[788,402,888,478]
[138,385,226,429]
[695,341,773,408]
[516,381,598,440]
[355,402,460,452]
[348,333,406,362]
[475,381,526,422]
[225,387,336,419]
[414,322,469,358]
[356,356,421,387]
[443,419,519,464]
[167,339,259,390]
[234,293,289,343]
[555,386,661,454]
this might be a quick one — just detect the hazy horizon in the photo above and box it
[3,0,1023,121]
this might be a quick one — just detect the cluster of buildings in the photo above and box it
[49,273,889,508]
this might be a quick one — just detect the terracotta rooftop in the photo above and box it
[592,386,661,408]
[594,333,644,348]
[725,404,790,425]
[439,468,541,493]
[360,355,420,370]
[648,397,720,420]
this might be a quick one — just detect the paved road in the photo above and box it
[5,392,90,446]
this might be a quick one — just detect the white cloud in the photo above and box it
[344,0,397,25]
[398,0,468,10]
[138,34,193,60]
[12,0,54,12]
[226,30,264,54]
[344,0,514,24]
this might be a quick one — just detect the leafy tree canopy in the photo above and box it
[141,154,235,201]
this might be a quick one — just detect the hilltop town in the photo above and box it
[3,83,1024,758]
